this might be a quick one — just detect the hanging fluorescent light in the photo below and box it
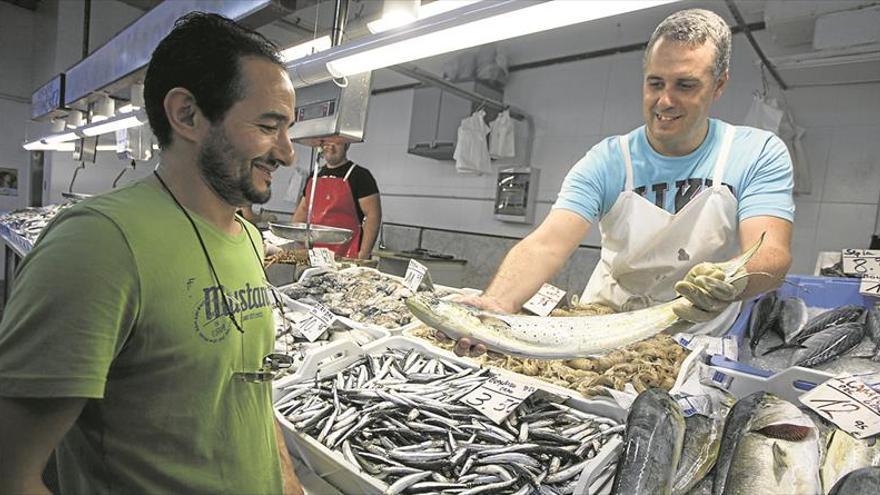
[92,94,115,123]
[367,0,419,34]
[280,36,332,63]
[80,111,146,137]
[288,0,676,87]
[44,132,80,144]
[368,0,480,33]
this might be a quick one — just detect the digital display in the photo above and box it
[296,100,336,122]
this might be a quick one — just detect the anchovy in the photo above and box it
[790,321,866,368]
[407,235,765,359]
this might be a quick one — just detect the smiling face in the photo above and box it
[642,37,727,157]
[197,56,296,206]
[320,140,350,168]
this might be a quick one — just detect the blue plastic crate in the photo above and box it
[709,274,878,401]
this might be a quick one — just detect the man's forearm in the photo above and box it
[741,244,791,299]
[483,237,571,313]
[359,215,380,257]
[275,420,302,495]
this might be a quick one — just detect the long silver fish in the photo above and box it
[721,394,821,495]
[820,428,880,494]
[611,388,685,495]
[406,234,766,359]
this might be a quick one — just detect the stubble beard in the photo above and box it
[197,126,271,207]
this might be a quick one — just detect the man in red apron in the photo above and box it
[292,140,381,259]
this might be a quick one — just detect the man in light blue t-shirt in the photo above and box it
[456,9,794,356]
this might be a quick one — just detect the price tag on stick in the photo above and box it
[403,259,433,292]
[523,283,566,316]
[859,276,880,298]
[799,375,880,439]
[298,303,335,342]
[308,248,335,268]
[841,249,880,277]
[460,375,538,424]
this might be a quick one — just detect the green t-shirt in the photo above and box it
[0,180,283,494]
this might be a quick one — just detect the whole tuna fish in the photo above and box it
[764,305,865,356]
[721,394,821,495]
[748,291,782,352]
[713,392,770,495]
[777,296,808,344]
[611,388,686,495]
[828,466,880,495]
[406,234,765,359]
[790,321,866,368]
[672,393,734,495]
[821,428,880,494]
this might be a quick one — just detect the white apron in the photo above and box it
[582,124,741,335]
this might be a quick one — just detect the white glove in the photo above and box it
[672,262,747,323]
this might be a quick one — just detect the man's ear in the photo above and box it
[713,71,729,100]
[163,87,208,145]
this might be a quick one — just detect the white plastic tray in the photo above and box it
[274,335,626,495]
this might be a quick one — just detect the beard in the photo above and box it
[197,126,271,206]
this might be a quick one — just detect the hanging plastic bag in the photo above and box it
[742,92,784,133]
[489,109,515,159]
[454,110,491,175]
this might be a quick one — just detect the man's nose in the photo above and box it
[657,88,675,108]
[274,131,295,167]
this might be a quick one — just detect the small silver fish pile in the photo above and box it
[282,270,454,329]
[275,348,624,494]
[0,202,74,246]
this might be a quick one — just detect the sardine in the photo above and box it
[407,235,765,359]
[748,291,781,352]
[820,429,880,494]
[790,321,866,368]
[827,466,880,495]
[611,388,686,495]
[721,394,820,495]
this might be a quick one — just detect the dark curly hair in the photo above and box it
[144,12,283,148]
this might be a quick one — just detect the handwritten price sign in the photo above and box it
[841,249,880,277]
[799,375,880,439]
[297,302,336,342]
[523,283,566,316]
[403,259,433,292]
[308,248,335,268]
[460,375,538,424]
[860,276,880,298]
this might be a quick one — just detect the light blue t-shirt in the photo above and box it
[554,119,795,224]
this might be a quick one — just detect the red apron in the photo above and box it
[303,164,362,258]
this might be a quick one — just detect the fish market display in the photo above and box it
[828,466,880,495]
[275,347,624,494]
[712,391,770,495]
[611,388,685,495]
[717,392,821,495]
[748,291,781,352]
[0,203,74,248]
[409,325,688,396]
[407,234,765,359]
[790,321,866,368]
[821,428,880,493]
[760,304,865,355]
[281,269,455,329]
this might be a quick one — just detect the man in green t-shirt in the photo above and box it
[0,13,302,494]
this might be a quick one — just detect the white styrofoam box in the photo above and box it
[274,335,627,495]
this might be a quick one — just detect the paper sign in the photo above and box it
[403,259,433,292]
[842,249,880,277]
[460,375,538,424]
[308,248,335,268]
[297,303,335,342]
[859,276,880,298]
[115,128,129,154]
[799,375,880,439]
[522,283,567,316]
[673,333,738,361]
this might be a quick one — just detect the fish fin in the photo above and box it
[761,343,791,356]
[758,424,812,442]
[477,315,510,329]
[771,441,789,483]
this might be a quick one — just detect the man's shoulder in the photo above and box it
[722,120,781,146]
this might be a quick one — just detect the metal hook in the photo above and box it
[68,162,86,194]
[112,159,136,189]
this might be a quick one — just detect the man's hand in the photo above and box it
[672,262,747,322]
[449,295,509,357]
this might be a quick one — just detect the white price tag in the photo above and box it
[403,259,432,292]
[308,248,335,268]
[297,303,335,342]
[460,375,538,424]
[841,249,880,277]
[522,283,567,316]
[799,375,880,439]
[115,128,129,153]
[673,333,738,361]
[859,276,880,298]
